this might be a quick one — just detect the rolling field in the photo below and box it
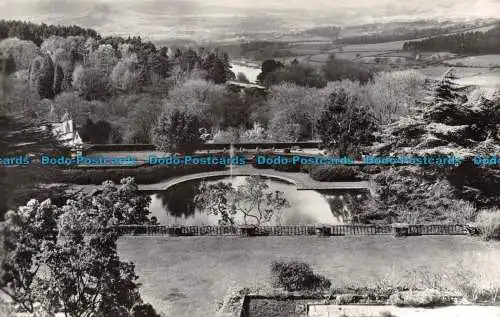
[117,236,500,317]
[329,40,406,53]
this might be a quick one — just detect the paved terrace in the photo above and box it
[68,165,375,195]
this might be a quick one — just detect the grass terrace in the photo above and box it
[117,235,500,317]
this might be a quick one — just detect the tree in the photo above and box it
[4,54,16,75]
[72,66,110,101]
[53,63,64,95]
[0,37,39,70]
[316,89,377,157]
[272,63,327,88]
[152,109,203,153]
[110,54,141,92]
[268,110,305,142]
[366,70,427,124]
[28,53,55,99]
[256,59,284,86]
[433,68,467,103]
[201,51,233,84]
[80,119,113,144]
[236,72,250,83]
[164,78,225,123]
[131,303,161,317]
[194,176,290,226]
[151,48,170,77]
[210,93,250,129]
[1,178,159,316]
[89,44,118,74]
[53,48,76,91]
[125,95,162,143]
[39,224,143,317]
[0,20,99,48]
[375,78,500,209]
[52,92,94,127]
[0,199,60,313]
[265,83,328,141]
[321,54,374,84]
[177,48,199,72]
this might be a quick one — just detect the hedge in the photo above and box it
[309,165,361,181]
[53,164,227,185]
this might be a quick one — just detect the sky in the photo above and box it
[1,0,500,41]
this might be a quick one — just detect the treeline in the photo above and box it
[0,20,236,146]
[0,19,100,46]
[402,24,500,54]
[256,55,375,88]
[220,41,292,60]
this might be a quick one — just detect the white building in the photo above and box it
[48,106,83,155]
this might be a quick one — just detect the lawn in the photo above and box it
[117,236,500,317]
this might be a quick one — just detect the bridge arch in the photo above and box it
[161,170,300,191]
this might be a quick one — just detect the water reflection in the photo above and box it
[320,190,371,223]
[147,176,370,226]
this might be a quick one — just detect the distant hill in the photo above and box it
[1,0,500,43]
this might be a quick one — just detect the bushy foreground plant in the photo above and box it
[388,289,454,307]
[475,208,500,240]
[0,178,161,317]
[270,260,331,292]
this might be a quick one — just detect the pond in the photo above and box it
[147,176,370,226]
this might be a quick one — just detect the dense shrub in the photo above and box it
[475,208,500,240]
[53,163,226,184]
[335,293,363,304]
[360,165,383,175]
[316,89,377,157]
[270,260,331,292]
[271,163,300,173]
[388,289,453,307]
[130,303,161,317]
[363,167,481,224]
[309,165,360,182]
[252,155,301,172]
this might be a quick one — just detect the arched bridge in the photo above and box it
[138,165,376,194]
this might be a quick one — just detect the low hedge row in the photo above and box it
[251,156,366,181]
[53,164,227,185]
[308,165,362,182]
[251,155,301,173]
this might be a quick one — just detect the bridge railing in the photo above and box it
[114,224,467,237]
[85,141,322,152]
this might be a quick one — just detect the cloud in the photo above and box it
[132,0,202,16]
[0,0,498,41]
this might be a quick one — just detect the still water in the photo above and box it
[148,176,356,226]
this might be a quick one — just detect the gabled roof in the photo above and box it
[60,111,72,122]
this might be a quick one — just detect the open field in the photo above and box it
[117,236,500,317]
[444,55,500,67]
[329,41,406,53]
